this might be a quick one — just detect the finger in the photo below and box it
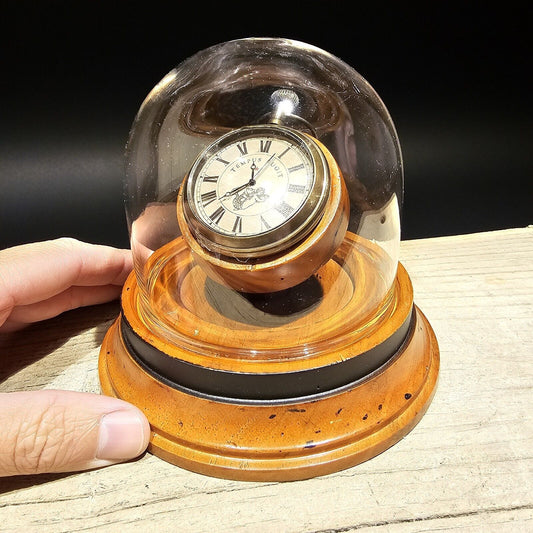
[0,238,132,330]
[0,390,150,477]
[0,238,133,309]
[0,284,123,332]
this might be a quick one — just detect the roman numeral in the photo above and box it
[278,146,291,159]
[201,190,217,207]
[287,183,306,194]
[259,139,272,153]
[209,206,225,224]
[288,163,305,173]
[260,216,271,231]
[203,175,219,183]
[275,202,295,219]
[236,142,248,156]
[232,216,242,233]
[216,157,229,165]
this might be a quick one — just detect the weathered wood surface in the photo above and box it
[0,227,531,532]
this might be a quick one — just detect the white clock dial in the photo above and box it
[183,125,329,258]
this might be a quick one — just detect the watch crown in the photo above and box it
[270,89,299,118]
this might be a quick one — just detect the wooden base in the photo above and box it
[98,237,439,481]
[100,306,438,481]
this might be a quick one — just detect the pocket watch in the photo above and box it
[177,123,349,292]
[182,124,329,258]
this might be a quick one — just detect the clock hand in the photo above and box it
[221,182,250,199]
[249,162,257,185]
[252,154,276,183]
[221,162,259,199]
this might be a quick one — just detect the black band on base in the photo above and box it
[120,307,414,404]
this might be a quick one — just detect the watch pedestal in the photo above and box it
[176,134,350,294]
[99,234,439,481]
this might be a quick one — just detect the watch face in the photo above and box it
[183,125,329,258]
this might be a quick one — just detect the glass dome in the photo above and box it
[124,37,403,364]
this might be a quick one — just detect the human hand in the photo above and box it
[0,238,150,476]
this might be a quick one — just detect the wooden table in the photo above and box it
[1,227,531,532]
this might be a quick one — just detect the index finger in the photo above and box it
[0,238,133,309]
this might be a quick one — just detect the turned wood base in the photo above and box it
[98,236,439,481]
[100,305,438,481]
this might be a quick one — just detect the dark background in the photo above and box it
[1,1,531,250]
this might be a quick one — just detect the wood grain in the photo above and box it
[0,227,531,532]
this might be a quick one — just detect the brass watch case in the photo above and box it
[182,124,330,258]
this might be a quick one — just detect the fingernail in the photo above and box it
[96,410,147,461]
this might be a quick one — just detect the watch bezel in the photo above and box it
[182,124,330,258]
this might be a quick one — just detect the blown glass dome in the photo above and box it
[123,37,403,363]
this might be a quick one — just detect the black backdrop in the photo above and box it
[1,1,531,250]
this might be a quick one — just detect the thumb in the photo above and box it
[0,390,150,477]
